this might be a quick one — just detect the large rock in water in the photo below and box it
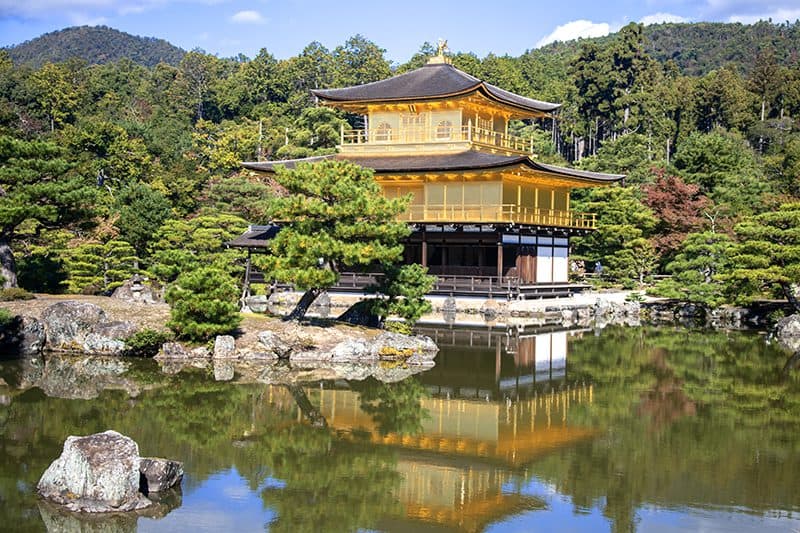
[368,331,438,362]
[773,314,800,353]
[0,315,46,357]
[40,301,136,355]
[37,430,152,512]
[155,342,210,360]
[139,458,183,494]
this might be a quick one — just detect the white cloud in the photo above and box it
[727,8,800,23]
[0,0,228,20]
[640,12,689,25]
[536,20,611,47]
[0,0,112,17]
[68,12,109,25]
[230,9,264,23]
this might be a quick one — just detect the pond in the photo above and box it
[1,325,799,532]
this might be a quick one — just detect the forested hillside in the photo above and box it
[0,21,798,309]
[5,26,185,68]
[536,20,800,76]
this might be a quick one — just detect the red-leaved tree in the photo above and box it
[642,170,711,263]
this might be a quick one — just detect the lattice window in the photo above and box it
[374,122,392,142]
[436,120,453,139]
[401,112,428,142]
[401,113,427,127]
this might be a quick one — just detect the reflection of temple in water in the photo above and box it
[268,327,595,532]
[418,326,586,400]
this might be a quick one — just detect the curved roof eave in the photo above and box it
[522,160,625,183]
[310,63,561,116]
[314,84,561,116]
[242,152,625,184]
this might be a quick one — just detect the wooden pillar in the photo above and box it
[495,341,502,383]
[241,250,252,303]
[497,240,503,279]
[421,230,428,267]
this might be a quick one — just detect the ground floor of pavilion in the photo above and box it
[229,222,591,300]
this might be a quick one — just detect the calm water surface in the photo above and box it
[1,325,799,532]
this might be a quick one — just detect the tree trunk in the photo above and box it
[759,99,766,153]
[0,230,17,288]
[782,351,800,378]
[782,282,800,313]
[286,384,327,428]
[283,288,321,321]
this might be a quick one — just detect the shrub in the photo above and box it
[0,308,15,328]
[124,328,173,357]
[371,264,434,327]
[165,267,241,341]
[626,291,645,303]
[0,288,35,301]
[383,321,412,335]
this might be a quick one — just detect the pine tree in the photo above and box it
[0,135,96,287]
[114,182,172,259]
[370,264,435,326]
[165,266,241,341]
[259,160,410,320]
[723,203,800,311]
[571,186,657,283]
[148,213,248,283]
[651,231,735,307]
[672,129,766,214]
[63,239,138,294]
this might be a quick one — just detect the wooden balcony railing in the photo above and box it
[334,271,522,298]
[397,204,597,229]
[340,123,534,154]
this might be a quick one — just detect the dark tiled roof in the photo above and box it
[226,224,280,248]
[483,83,560,114]
[311,63,560,115]
[527,160,626,182]
[242,151,624,183]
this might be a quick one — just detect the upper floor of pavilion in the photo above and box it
[312,53,560,157]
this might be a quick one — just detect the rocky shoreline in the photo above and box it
[1,294,797,363]
[0,298,439,370]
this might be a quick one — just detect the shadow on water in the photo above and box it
[1,325,800,532]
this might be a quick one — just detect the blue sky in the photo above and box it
[2,0,800,63]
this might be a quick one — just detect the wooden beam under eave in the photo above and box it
[498,167,616,189]
[502,174,584,189]
[375,174,424,184]
[459,94,551,121]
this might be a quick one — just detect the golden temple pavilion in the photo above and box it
[237,47,623,298]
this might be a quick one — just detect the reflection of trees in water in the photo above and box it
[2,331,800,533]
[259,425,402,532]
[636,347,696,430]
[0,366,409,532]
[352,376,430,436]
[286,384,327,428]
[529,326,800,533]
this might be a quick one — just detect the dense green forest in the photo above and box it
[0,21,799,309]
